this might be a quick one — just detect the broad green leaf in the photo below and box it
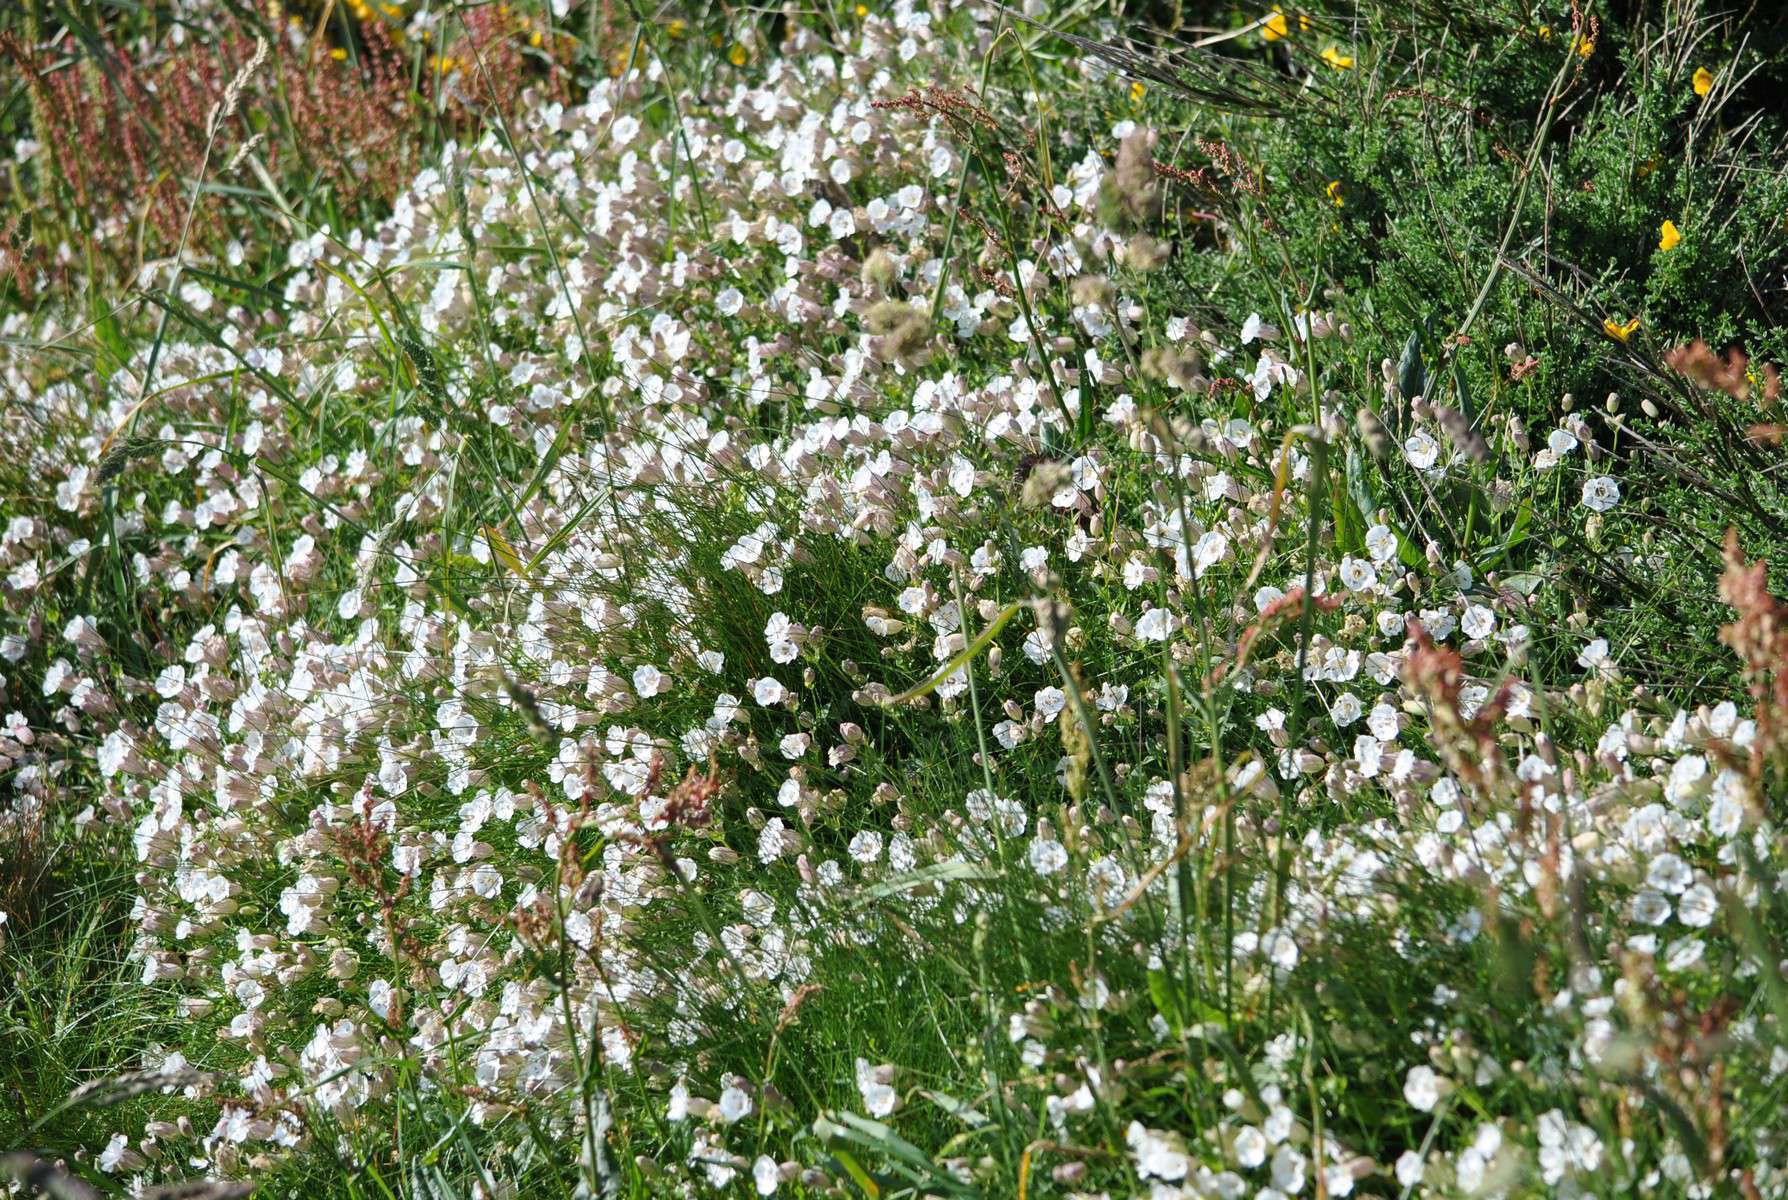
[1147,968,1183,1033]
[1452,356,1477,421]
[1397,328,1426,407]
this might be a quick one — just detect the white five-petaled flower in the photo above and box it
[1403,430,1441,470]
[1461,603,1495,640]
[1135,607,1178,642]
[1581,475,1620,511]
[1576,638,1611,672]
[1365,522,1399,564]
[1339,556,1377,592]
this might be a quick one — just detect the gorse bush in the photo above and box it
[4,1,1788,1198]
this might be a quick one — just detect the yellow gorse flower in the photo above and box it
[1326,180,1344,207]
[1262,8,1289,40]
[1659,220,1681,252]
[729,42,750,66]
[1603,317,1641,342]
[1321,46,1354,70]
[1693,66,1714,97]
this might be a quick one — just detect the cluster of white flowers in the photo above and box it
[2,1,1783,1197]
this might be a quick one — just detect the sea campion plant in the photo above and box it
[5,1,1788,1197]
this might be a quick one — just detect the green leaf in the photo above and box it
[1147,968,1183,1033]
[1397,329,1427,406]
[1333,487,1361,554]
[853,859,998,907]
[1452,356,1476,422]
[1345,446,1377,527]
[884,602,1020,705]
[1498,571,1546,597]
[920,1089,991,1128]
[829,1149,881,1199]
[816,1112,980,1196]
[483,525,531,581]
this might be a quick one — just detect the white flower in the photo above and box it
[1461,604,1495,640]
[1193,530,1230,577]
[753,1156,780,1196]
[1028,837,1068,875]
[1233,1124,1268,1169]
[1678,883,1718,927]
[1548,427,1579,457]
[1128,1122,1191,1181]
[1249,351,1300,401]
[1403,1065,1445,1112]
[1262,929,1299,970]
[1395,1150,1426,1188]
[1666,755,1709,805]
[1271,1145,1307,1194]
[1403,430,1441,470]
[1034,686,1067,722]
[717,1084,753,1123]
[1632,890,1672,925]
[855,1058,897,1116]
[1365,523,1399,564]
[1330,693,1363,728]
[765,611,801,663]
[1339,556,1377,592]
[154,664,187,698]
[1354,734,1383,778]
[1581,475,1620,511]
[753,677,787,706]
[99,1132,142,1173]
[1646,853,1692,894]
[1135,607,1178,642]
[948,455,975,497]
[1665,938,1706,971]
[1576,638,1610,671]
